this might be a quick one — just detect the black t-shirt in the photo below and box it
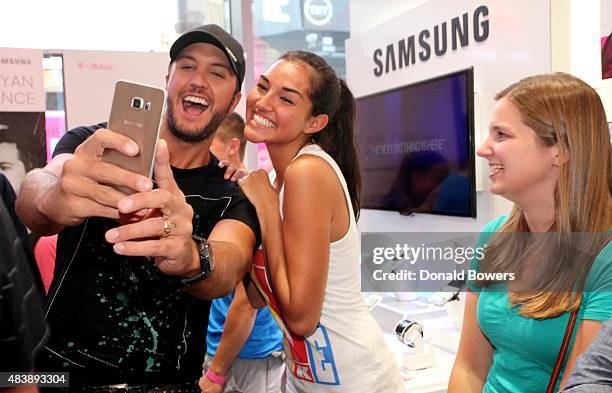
[0,174,45,300]
[0,190,48,372]
[37,124,260,385]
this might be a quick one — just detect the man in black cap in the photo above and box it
[16,25,259,392]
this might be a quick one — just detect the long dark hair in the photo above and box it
[279,50,362,219]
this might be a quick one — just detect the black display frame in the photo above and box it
[356,67,477,218]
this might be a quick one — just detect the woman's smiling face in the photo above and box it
[244,59,320,146]
[477,97,560,204]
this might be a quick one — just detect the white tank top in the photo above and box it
[251,144,405,392]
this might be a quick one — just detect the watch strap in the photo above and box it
[181,235,214,285]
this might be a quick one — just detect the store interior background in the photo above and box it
[1,0,611,391]
[2,0,610,228]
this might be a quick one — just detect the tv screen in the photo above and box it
[356,68,476,217]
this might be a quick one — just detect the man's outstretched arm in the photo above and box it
[16,129,152,235]
[102,139,257,299]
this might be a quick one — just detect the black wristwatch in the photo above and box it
[182,235,215,285]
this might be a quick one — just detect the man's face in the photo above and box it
[165,43,241,143]
[0,142,26,194]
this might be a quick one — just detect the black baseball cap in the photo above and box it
[170,24,245,90]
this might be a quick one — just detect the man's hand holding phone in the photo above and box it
[37,128,154,227]
[104,139,200,278]
[36,80,165,229]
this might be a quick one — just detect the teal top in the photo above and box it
[468,216,612,393]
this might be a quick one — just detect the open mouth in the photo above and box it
[182,95,209,115]
[253,113,276,128]
[489,163,504,175]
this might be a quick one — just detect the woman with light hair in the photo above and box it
[449,73,612,392]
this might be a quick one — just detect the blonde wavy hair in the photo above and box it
[477,73,611,319]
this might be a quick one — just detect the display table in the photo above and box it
[372,294,462,393]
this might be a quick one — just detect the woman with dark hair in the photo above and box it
[449,73,612,392]
[238,51,405,392]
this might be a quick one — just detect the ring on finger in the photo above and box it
[161,217,176,237]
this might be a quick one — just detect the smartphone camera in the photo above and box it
[131,97,144,110]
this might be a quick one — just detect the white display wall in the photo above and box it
[0,48,45,112]
[0,0,178,52]
[346,0,552,232]
[61,50,169,130]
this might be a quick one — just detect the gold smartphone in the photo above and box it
[103,80,165,194]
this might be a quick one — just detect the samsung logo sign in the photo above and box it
[373,5,489,77]
[0,58,32,66]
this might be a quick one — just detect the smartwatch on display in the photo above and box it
[182,235,214,285]
[395,319,423,348]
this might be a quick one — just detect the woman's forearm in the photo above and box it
[254,203,315,335]
[255,203,291,305]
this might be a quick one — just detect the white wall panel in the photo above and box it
[62,50,169,129]
[347,0,551,231]
[0,48,45,112]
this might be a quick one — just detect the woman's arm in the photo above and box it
[448,291,494,392]
[559,319,603,389]
[239,157,338,337]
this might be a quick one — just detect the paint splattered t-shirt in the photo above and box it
[36,124,260,385]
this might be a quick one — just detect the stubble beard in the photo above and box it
[166,99,230,144]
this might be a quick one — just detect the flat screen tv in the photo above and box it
[356,68,476,218]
